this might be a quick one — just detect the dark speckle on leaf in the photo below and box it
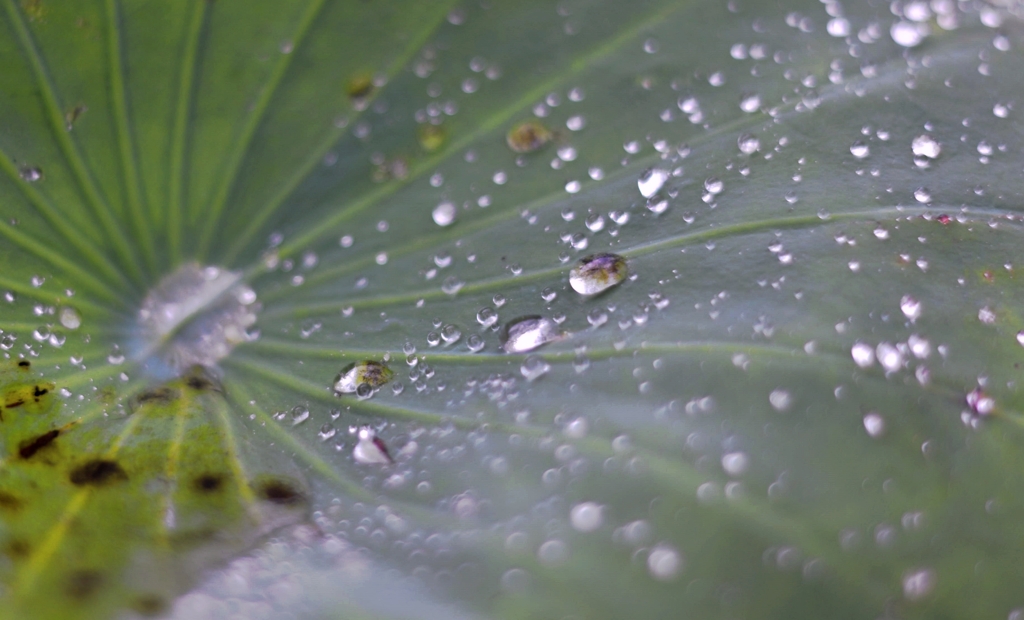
[19,428,60,459]
[132,595,167,616]
[0,491,21,511]
[17,360,29,369]
[69,459,128,486]
[193,473,224,493]
[256,478,305,505]
[65,570,103,601]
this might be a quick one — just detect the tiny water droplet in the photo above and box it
[501,315,562,353]
[353,427,394,464]
[850,141,870,159]
[19,166,42,182]
[520,355,551,381]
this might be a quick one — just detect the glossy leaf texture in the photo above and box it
[1,0,1023,618]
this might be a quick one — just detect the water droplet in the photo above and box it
[537,539,569,566]
[520,355,551,381]
[902,568,936,600]
[876,342,903,373]
[891,21,927,47]
[638,168,669,198]
[567,502,604,533]
[645,197,669,215]
[353,427,394,464]
[566,115,586,131]
[467,334,485,352]
[721,452,749,476]
[432,201,457,227]
[506,120,552,153]
[966,388,995,416]
[704,177,724,195]
[441,276,465,295]
[586,308,608,327]
[334,361,393,395]
[850,141,870,159]
[914,187,932,203]
[900,295,922,322]
[501,316,562,353]
[19,166,42,182]
[557,145,577,161]
[827,17,851,37]
[476,307,498,328]
[738,133,760,154]
[978,306,996,324]
[739,93,762,113]
[647,544,683,581]
[769,389,792,412]
[994,102,1010,118]
[441,324,462,345]
[59,307,81,330]
[863,413,885,437]
[569,253,628,296]
[584,213,605,232]
[852,342,875,368]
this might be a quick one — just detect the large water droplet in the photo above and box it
[334,360,393,395]
[911,134,941,159]
[501,315,562,353]
[569,253,628,296]
[638,168,669,198]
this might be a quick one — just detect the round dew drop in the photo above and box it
[569,253,628,296]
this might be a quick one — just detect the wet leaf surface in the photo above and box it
[1,0,1024,618]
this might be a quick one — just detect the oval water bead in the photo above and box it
[333,360,394,395]
[506,120,552,153]
[569,253,628,296]
[501,315,562,353]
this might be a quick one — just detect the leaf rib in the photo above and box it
[3,0,147,289]
[167,0,208,268]
[218,0,462,265]
[104,0,158,278]
[255,0,694,270]
[0,150,131,301]
[193,0,330,260]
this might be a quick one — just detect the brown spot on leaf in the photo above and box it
[65,570,103,601]
[17,360,30,369]
[0,491,21,512]
[7,539,30,559]
[130,387,180,412]
[19,428,59,459]
[193,473,224,493]
[132,595,167,616]
[69,459,127,486]
[183,366,221,392]
[256,478,305,505]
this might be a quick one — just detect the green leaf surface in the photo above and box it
[2,0,1024,618]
